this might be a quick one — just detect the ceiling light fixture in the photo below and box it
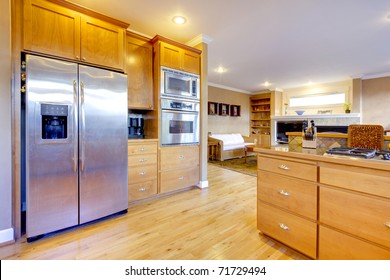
[216,66,226,73]
[172,16,187,25]
[263,81,271,87]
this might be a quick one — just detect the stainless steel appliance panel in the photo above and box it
[160,67,199,100]
[26,55,79,238]
[161,109,200,145]
[78,65,128,223]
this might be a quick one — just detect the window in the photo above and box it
[289,92,345,108]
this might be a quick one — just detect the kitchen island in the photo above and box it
[254,145,390,259]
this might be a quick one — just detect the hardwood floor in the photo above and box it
[0,164,308,260]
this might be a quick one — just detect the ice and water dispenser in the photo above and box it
[41,104,68,139]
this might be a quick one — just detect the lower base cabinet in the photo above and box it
[160,145,200,193]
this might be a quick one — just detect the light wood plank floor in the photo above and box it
[0,164,308,260]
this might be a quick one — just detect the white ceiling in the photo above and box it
[72,0,390,93]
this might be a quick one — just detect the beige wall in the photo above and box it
[362,76,390,129]
[208,86,250,136]
[0,0,13,243]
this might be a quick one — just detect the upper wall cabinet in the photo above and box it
[126,32,153,109]
[23,0,128,71]
[153,36,201,75]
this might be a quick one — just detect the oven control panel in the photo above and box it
[161,98,199,112]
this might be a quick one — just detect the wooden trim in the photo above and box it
[46,0,130,28]
[151,35,202,54]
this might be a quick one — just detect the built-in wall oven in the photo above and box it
[160,98,199,145]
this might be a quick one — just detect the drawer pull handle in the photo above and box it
[139,171,146,176]
[139,147,147,152]
[277,164,289,170]
[139,158,147,163]
[279,223,289,231]
[178,176,184,180]
[178,155,185,159]
[139,187,147,192]
[385,222,390,228]
[278,190,290,196]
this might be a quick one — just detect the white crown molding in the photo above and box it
[208,82,252,94]
[186,34,213,46]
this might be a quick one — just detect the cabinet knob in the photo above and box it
[385,222,390,228]
[178,176,184,180]
[277,189,290,196]
[178,155,184,160]
[82,57,86,61]
[138,187,147,192]
[277,164,289,170]
[75,56,80,59]
[139,171,146,176]
[139,158,147,163]
[278,223,289,231]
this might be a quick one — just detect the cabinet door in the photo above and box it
[126,35,153,109]
[182,50,200,74]
[24,0,81,60]
[81,16,125,70]
[160,42,182,70]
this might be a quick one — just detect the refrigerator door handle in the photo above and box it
[80,81,86,172]
[73,80,78,173]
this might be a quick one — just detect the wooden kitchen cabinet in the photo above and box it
[257,154,318,259]
[128,140,158,202]
[23,0,127,70]
[160,145,200,193]
[126,32,153,109]
[153,36,201,74]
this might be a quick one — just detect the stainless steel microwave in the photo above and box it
[160,66,200,100]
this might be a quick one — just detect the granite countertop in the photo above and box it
[254,145,390,171]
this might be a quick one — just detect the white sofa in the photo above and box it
[208,133,254,161]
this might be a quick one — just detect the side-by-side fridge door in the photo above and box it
[25,55,79,239]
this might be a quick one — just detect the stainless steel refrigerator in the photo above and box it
[24,54,128,240]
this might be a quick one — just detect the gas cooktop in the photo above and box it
[325,147,377,159]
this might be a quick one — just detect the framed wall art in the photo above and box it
[230,105,241,117]
[218,103,230,116]
[208,102,218,115]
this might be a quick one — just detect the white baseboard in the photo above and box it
[0,228,14,244]
[197,180,209,189]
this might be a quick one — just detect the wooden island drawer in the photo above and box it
[257,170,317,220]
[128,153,157,167]
[319,225,390,260]
[128,165,157,183]
[128,143,157,155]
[258,156,317,182]
[128,180,157,201]
[320,186,390,248]
[257,201,317,259]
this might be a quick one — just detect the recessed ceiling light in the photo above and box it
[216,66,227,73]
[263,81,271,87]
[172,16,187,25]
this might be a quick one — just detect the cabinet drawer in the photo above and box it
[128,154,157,167]
[160,145,199,171]
[128,143,157,155]
[128,165,157,183]
[160,166,199,193]
[320,164,390,199]
[128,179,157,202]
[257,201,317,259]
[320,186,390,248]
[319,226,390,260]
[258,156,316,182]
[257,170,317,220]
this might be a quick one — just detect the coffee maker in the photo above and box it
[128,114,144,139]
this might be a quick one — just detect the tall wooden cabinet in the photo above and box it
[126,32,153,109]
[23,0,128,70]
